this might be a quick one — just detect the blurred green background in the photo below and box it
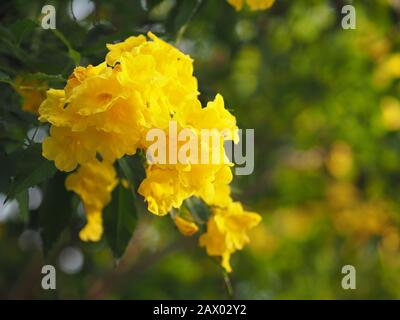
[2,0,400,299]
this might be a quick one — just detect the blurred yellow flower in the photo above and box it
[374,53,400,86]
[382,227,400,253]
[227,0,275,11]
[381,96,400,131]
[174,216,199,236]
[332,201,394,244]
[14,76,47,114]
[326,142,353,179]
[326,182,359,209]
[274,208,314,240]
[249,224,279,254]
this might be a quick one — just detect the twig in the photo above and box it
[175,0,203,45]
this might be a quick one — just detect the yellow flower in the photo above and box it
[38,89,67,126]
[199,201,261,272]
[227,0,275,11]
[14,76,47,114]
[247,0,275,11]
[187,94,239,143]
[139,160,233,216]
[174,216,199,236]
[115,32,199,131]
[138,95,236,216]
[42,126,97,172]
[79,209,103,242]
[106,35,147,66]
[326,142,353,179]
[227,0,244,11]
[65,159,118,241]
[381,96,400,131]
[193,164,233,207]
[374,53,400,86]
[40,64,141,171]
[138,166,192,216]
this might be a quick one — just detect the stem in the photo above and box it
[223,272,234,299]
[175,0,204,45]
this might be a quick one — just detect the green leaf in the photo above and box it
[118,154,146,189]
[103,183,138,260]
[10,19,38,44]
[68,48,81,66]
[39,172,73,256]
[0,28,33,65]
[0,70,12,85]
[7,143,57,199]
[23,72,65,83]
[15,189,29,223]
[174,0,204,44]
[118,157,138,194]
[51,29,81,66]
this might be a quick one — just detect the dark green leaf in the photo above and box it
[0,70,12,84]
[7,143,57,199]
[39,172,73,256]
[119,154,146,188]
[51,29,81,66]
[23,72,65,83]
[174,0,203,43]
[10,19,38,44]
[15,188,29,223]
[104,183,138,260]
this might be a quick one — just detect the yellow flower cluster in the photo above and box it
[38,32,261,271]
[227,0,275,11]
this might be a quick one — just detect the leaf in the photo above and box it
[15,189,29,223]
[83,22,116,48]
[103,183,138,260]
[68,48,81,66]
[174,0,204,44]
[118,155,146,191]
[24,72,65,83]
[118,157,137,193]
[0,27,33,65]
[0,70,12,85]
[39,172,73,256]
[10,19,38,44]
[51,29,81,66]
[7,143,57,199]
[0,149,17,193]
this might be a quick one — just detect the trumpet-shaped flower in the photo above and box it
[65,160,118,241]
[199,201,262,272]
